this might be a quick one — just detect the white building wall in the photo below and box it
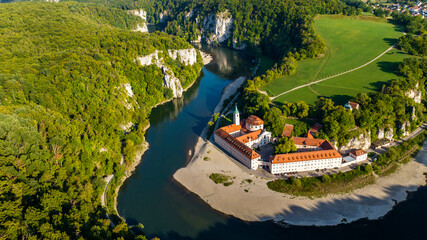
[214,134,259,170]
[269,157,342,174]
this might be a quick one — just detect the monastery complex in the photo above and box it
[214,106,367,175]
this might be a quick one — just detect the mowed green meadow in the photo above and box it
[261,15,406,104]
[274,48,409,105]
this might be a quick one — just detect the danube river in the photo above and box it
[117,46,427,240]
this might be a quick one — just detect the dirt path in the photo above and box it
[267,44,396,100]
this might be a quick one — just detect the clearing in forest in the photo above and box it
[260,15,406,105]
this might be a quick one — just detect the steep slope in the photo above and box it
[0,1,202,239]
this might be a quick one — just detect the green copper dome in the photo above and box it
[234,104,239,114]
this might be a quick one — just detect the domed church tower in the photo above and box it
[233,104,240,126]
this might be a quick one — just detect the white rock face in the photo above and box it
[339,131,371,153]
[129,9,149,33]
[136,48,199,98]
[398,121,411,137]
[168,48,198,66]
[405,83,422,103]
[377,127,393,140]
[159,11,168,23]
[123,83,134,98]
[45,0,59,2]
[162,66,183,98]
[203,11,233,44]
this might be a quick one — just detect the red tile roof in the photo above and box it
[292,137,335,150]
[349,102,359,109]
[236,130,262,144]
[219,124,241,134]
[350,149,367,156]
[214,129,261,160]
[310,123,322,134]
[245,115,264,126]
[282,124,294,138]
[270,150,342,164]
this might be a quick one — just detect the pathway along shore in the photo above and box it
[174,128,427,225]
[174,77,427,225]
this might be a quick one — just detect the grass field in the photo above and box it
[261,15,406,104]
[274,48,409,104]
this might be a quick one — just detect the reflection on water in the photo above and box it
[117,46,254,238]
[118,45,427,240]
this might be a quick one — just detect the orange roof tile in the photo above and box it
[270,150,342,164]
[349,102,359,109]
[245,115,264,126]
[214,129,261,160]
[310,123,322,133]
[292,137,335,150]
[350,149,367,156]
[282,124,294,138]
[219,124,241,134]
[236,130,262,143]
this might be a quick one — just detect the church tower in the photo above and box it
[233,104,240,126]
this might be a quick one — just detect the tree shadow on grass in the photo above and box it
[320,94,352,105]
[383,37,399,46]
[377,61,400,75]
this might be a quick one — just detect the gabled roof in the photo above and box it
[310,123,322,133]
[270,150,342,164]
[236,130,262,144]
[214,129,261,160]
[218,124,241,134]
[292,137,335,150]
[350,149,367,156]
[282,124,294,138]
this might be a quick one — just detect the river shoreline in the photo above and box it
[173,84,427,226]
[110,50,213,218]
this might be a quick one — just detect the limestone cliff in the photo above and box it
[398,121,411,137]
[405,83,422,104]
[339,130,371,153]
[202,11,233,45]
[377,127,394,140]
[136,48,199,98]
[128,9,148,33]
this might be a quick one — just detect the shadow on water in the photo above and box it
[151,183,427,240]
[118,44,427,240]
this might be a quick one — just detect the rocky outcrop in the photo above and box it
[377,127,394,140]
[203,11,233,44]
[129,9,148,33]
[339,130,371,153]
[405,83,422,104]
[159,11,168,23]
[167,48,198,66]
[398,121,411,137]
[136,48,199,98]
[162,66,183,98]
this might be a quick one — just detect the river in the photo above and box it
[117,46,427,240]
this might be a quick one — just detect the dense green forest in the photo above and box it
[60,0,370,60]
[0,1,202,239]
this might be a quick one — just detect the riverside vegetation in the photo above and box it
[1,0,426,239]
[0,1,203,239]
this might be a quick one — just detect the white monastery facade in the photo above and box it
[215,106,368,174]
[214,106,271,170]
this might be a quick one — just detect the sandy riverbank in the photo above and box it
[174,138,427,225]
[174,76,427,225]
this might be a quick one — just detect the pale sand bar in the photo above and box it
[174,76,427,225]
[174,138,427,225]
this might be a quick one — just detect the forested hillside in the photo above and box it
[0,1,202,239]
